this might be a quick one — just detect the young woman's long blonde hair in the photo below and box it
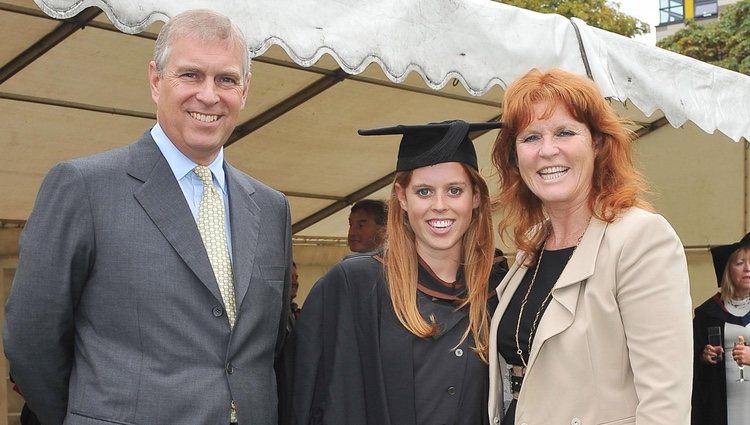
[383,163,495,362]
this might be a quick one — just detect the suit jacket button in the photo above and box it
[226,363,234,374]
[455,348,464,357]
[447,386,456,395]
[213,306,224,317]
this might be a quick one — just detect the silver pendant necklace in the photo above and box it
[727,296,750,309]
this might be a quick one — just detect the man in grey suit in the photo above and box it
[4,9,291,425]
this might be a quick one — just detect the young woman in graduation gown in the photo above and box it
[281,120,507,425]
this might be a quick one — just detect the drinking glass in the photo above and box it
[736,335,746,383]
[707,326,723,362]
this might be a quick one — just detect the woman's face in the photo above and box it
[515,101,596,212]
[395,162,479,261]
[729,249,750,297]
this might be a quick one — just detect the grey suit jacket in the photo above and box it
[4,131,292,425]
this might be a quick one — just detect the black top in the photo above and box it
[413,259,486,425]
[281,252,507,425]
[497,247,574,366]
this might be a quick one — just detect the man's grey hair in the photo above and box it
[153,9,250,81]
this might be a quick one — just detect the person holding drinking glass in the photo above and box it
[487,68,693,425]
[692,232,750,425]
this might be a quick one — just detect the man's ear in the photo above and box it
[375,224,387,245]
[240,73,251,109]
[148,61,161,105]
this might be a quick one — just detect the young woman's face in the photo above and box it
[395,162,479,260]
[729,249,750,297]
[514,101,596,213]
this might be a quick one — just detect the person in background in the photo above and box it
[347,199,387,253]
[277,261,303,419]
[290,261,301,321]
[282,261,302,342]
[488,68,693,425]
[282,120,507,425]
[4,9,291,425]
[10,375,42,425]
[692,232,750,425]
[279,261,303,351]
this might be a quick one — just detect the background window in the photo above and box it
[695,0,718,18]
[660,0,685,25]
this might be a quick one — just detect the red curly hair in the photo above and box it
[491,68,651,257]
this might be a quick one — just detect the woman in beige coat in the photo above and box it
[488,68,693,425]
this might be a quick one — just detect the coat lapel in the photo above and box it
[528,218,607,367]
[225,163,259,310]
[128,133,222,303]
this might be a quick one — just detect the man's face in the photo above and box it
[347,209,385,253]
[149,34,249,165]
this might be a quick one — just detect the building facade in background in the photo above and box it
[657,0,740,40]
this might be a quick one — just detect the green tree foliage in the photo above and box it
[657,0,750,75]
[497,0,651,38]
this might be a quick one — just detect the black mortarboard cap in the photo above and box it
[357,120,502,171]
[710,232,750,286]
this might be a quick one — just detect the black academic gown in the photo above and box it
[691,293,750,425]
[281,252,506,425]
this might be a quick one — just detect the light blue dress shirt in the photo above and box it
[150,124,233,255]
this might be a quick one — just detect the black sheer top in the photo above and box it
[497,247,574,366]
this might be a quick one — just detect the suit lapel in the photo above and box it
[528,218,607,367]
[128,133,222,303]
[225,163,259,311]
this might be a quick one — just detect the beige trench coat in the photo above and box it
[488,208,693,425]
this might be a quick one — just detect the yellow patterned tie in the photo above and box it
[194,165,236,328]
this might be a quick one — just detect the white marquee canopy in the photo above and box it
[36,0,750,141]
[1,0,747,260]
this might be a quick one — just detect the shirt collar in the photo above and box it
[150,123,227,192]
